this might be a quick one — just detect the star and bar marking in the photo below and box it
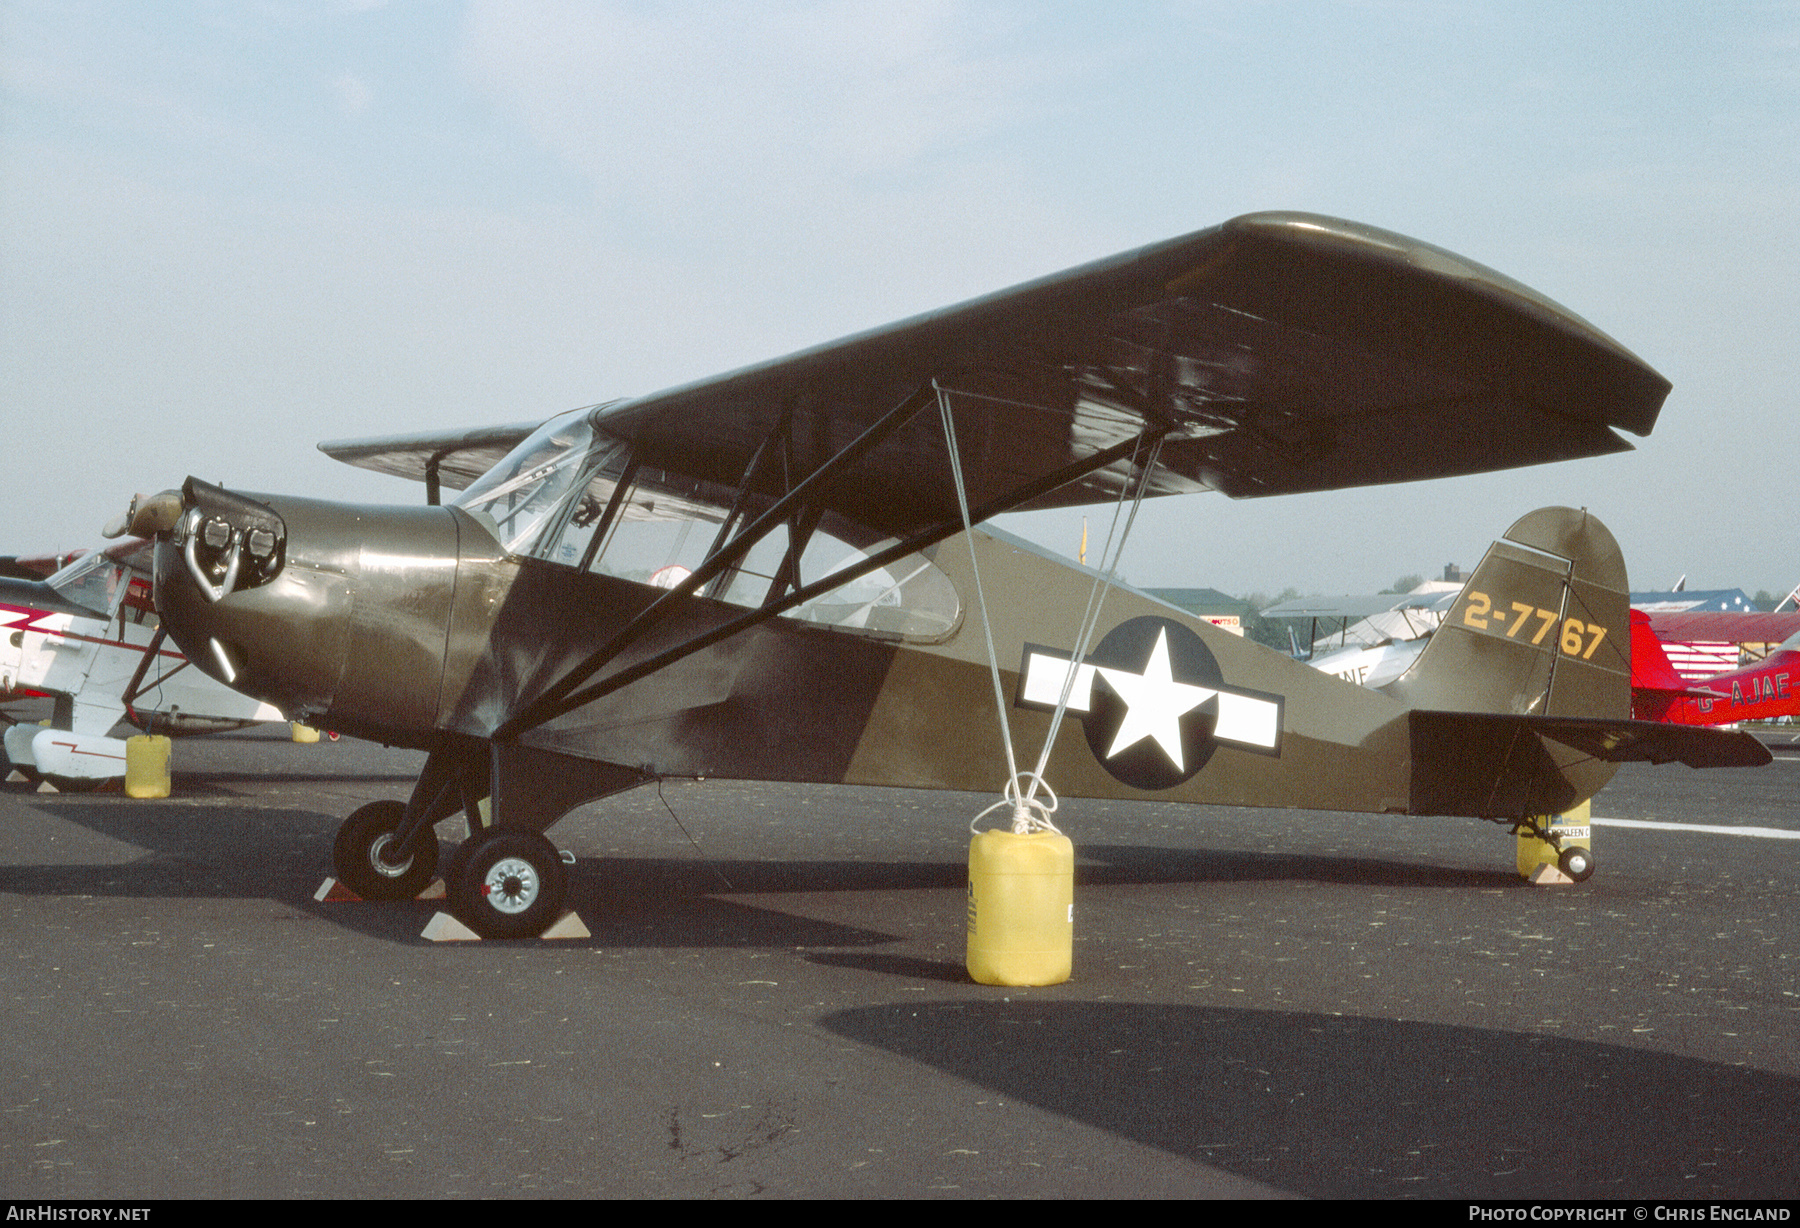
[1016,617,1282,790]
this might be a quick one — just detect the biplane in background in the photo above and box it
[1629,585,1797,680]
[109,212,1768,938]
[1260,588,1457,688]
[1,542,284,787]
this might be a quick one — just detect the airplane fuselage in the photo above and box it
[1635,649,1798,726]
[150,470,1631,828]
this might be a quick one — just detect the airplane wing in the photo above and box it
[1646,611,1800,644]
[320,420,544,498]
[319,213,1669,537]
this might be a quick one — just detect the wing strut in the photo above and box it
[493,397,1171,742]
[118,626,197,728]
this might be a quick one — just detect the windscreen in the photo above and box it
[44,550,126,619]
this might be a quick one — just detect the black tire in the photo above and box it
[437,823,490,903]
[448,828,567,940]
[1558,845,1594,883]
[333,800,440,900]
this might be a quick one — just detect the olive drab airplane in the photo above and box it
[109,212,1769,938]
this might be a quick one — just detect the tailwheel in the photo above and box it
[448,828,568,940]
[333,799,440,900]
[1558,845,1595,883]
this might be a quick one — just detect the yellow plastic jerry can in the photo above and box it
[124,734,172,799]
[967,828,1074,986]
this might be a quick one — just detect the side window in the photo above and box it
[468,417,962,645]
[786,535,961,642]
[585,474,961,644]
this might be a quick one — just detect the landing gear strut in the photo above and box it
[329,739,641,937]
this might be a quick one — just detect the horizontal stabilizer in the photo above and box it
[1411,709,1778,785]
[1410,709,1771,819]
[1521,714,1773,768]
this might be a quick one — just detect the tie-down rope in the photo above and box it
[933,382,1164,835]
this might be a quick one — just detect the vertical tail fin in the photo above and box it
[1629,610,1686,690]
[1385,507,1629,720]
[1390,508,1769,817]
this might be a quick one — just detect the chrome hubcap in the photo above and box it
[368,833,414,878]
[482,856,539,914]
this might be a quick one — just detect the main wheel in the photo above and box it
[1558,845,1595,882]
[333,800,440,900]
[448,828,568,940]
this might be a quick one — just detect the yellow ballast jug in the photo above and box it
[967,828,1073,986]
[125,734,172,799]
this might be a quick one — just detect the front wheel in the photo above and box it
[333,800,440,900]
[447,828,568,940]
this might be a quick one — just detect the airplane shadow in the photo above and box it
[819,1000,1800,1199]
[5,799,1519,949]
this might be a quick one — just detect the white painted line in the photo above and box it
[1592,817,1800,840]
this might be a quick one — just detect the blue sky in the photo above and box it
[3,1,1795,595]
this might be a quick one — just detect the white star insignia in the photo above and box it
[1095,628,1216,771]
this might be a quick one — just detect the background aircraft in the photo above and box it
[1,540,283,788]
[114,213,1765,938]
[1260,588,1459,688]
[1275,574,1798,728]
[1630,611,1799,727]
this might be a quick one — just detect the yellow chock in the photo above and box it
[291,722,321,743]
[1517,799,1593,884]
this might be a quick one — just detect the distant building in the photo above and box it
[1629,588,1759,614]
[1143,587,1248,636]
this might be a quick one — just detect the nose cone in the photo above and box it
[154,479,462,744]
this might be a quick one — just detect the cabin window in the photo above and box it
[460,411,962,644]
[452,410,622,558]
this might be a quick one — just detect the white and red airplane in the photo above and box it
[1,540,285,788]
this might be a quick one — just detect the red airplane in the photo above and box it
[1630,610,1798,725]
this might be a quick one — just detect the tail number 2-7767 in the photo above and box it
[1459,591,1610,660]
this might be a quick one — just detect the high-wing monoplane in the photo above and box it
[1,541,285,786]
[112,212,1768,937]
